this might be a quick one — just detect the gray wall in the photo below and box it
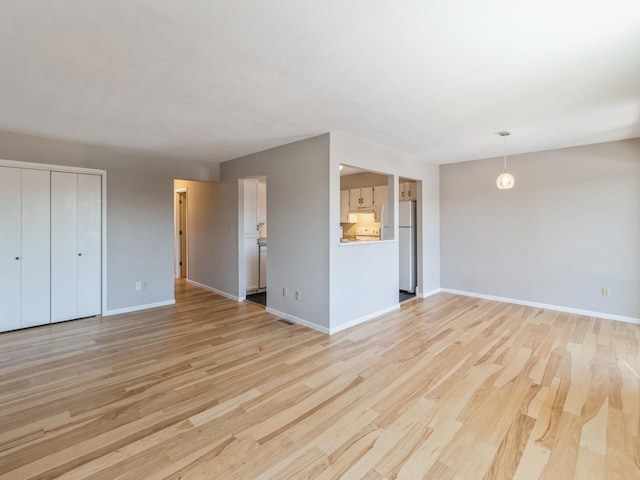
[218,134,332,328]
[0,130,217,312]
[440,138,640,319]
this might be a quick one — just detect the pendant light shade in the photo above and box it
[496,171,515,189]
[496,131,514,189]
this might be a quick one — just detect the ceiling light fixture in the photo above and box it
[496,131,514,189]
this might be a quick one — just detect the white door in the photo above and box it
[0,167,22,331]
[77,174,102,318]
[51,172,79,322]
[51,172,102,322]
[21,169,51,327]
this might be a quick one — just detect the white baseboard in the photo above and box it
[104,299,176,316]
[266,304,402,336]
[440,288,640,325]
[420,288,442,298]
[329,304,401,334]
[186,279,242,302]
[265,307,330,334]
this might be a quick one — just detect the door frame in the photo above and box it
[0,158,107,315]
[174,187,188,279]
[398,176,423,296]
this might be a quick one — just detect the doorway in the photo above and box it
[174,188,187,279]
[399,177,419,303]
[241,176,267,306]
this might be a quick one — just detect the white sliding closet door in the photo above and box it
[0,167,22,331]
[0,167,51,331]
[51,172,78,322]
[77,174,101,318]
[51,172,101,323]
[21,169,51,327]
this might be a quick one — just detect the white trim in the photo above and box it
[186,279,242,302]
[104,299,175,316]
[420,288,441,298]
[0,158,106,175]
[174,187,188,279]
[329,304,400,334]
[265,307,330,334]
[1,158,108,319]
[101,173,108,317]
[440,288,640,325]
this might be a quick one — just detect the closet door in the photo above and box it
[21,169,51,327]
[51,172,79,323]
[77,174,101,318]
[0,167,22,332]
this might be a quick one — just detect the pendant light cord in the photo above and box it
[499,131,510,171]
[503,134,507,171]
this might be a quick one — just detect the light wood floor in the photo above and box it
[1,281,639,479]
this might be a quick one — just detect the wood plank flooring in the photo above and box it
[1,280,639,479]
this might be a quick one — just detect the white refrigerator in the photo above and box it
[399,201,416,293]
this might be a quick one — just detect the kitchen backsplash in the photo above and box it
[341,212,380,238]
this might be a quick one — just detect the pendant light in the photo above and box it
[496,131,515,189]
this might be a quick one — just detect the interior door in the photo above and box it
[77,174,101,318]
[21,169,51,327]
[0,167,22,332]
[51,171,79,323]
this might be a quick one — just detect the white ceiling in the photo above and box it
[0,1,639,165]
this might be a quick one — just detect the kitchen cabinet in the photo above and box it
[340,190,350,223]
[399,181,417,201]
[373,185,388,222]
[349,186,373,211]
[257,181,266,226]
[244,179,258,234]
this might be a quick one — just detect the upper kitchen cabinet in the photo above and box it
[373,185,388,222]
[349,186,373,211]
[399,181,417,201]
[243,179,258,235]
[257,181,266,225]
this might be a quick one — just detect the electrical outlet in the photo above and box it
[142,281,147,289]
[601,287,609,297]
[282,287,287,297]
[136,281,142,291]
[295,290,300,301]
